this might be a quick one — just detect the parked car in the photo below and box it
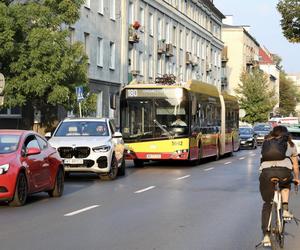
[0,130,64,206]
[286,126,300,162]
[239,127,257,149]
[253,123,272,145]
[47,118,125,180]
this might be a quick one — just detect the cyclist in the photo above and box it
[259,125,300,246]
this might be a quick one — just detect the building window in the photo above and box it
[157,57,162,75]
[139,51,144,76]
[69,27,75,44]
[166,22,170,43]
[109,42,115,70]
[158,18,163,40]
[179,29,183,49]
[172,25,176,46]
[84,32,90,63]
[110,0,115,20]
[140,7,144,28]
[96,92,103,118]
[149,13,154,36]
[149,54,153,78]
[128,1,134,25]
[84,0,90,9]
[98,0,104,14]
[97,37,103,67]
[0,107,22,118]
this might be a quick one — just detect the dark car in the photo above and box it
[239,127,257,149]
[253,123,272,145]
[0,130,64,206]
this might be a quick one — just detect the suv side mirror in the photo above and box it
[45,132,52,140]
[112,132,122,138]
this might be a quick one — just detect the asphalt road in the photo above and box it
[1,148,300,250]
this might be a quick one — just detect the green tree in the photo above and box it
[278,72,300,116]
[0,0,88,123]
[235,69,277,124]
[277,0,300,43]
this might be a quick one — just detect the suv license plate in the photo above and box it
[64,159,84,164]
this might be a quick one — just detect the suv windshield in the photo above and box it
[253,125,271,132]
[0,134,20,154]
[54,121,109,137]
[239,127,253,135]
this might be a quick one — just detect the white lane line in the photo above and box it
[175,175,191,180]
[64,205,101,217]
[204,167,214,171]
[134,186,156,194]
[239,157,246,160]
[224,161,232,165]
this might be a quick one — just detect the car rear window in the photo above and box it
[0,135,20,154]
[54,121,109,137]
[289,132,300,140]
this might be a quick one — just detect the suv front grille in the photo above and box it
[58,147,90,158]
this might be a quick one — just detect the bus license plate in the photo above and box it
[64,158,84,164]
[146,154,161,159]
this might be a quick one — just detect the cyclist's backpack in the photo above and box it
[261,136,288,162]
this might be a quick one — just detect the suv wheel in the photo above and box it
[117,157,126,176]
[99,154,118,181]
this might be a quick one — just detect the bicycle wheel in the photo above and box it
[269,202,281,249]
[278,209,285,249]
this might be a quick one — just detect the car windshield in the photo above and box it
[254,125,271,132]
[239,127,253,134]
[54,121,109,137]
[0,134,20,154]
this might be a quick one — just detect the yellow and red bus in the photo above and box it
[120,79,239,167]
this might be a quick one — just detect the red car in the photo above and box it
[0,130,64,206]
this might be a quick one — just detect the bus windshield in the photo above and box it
[121,89,189,141]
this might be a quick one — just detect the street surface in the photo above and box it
[1,148,300,250]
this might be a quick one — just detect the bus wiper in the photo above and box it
[153,119,173,139]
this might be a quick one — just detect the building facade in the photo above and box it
[122,0,224,89]
[259,47,280,115]
[70,0,122,122]
[221,16,260,95]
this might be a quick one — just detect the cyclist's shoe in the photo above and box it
[283,210,293,221]
[262,234,271,247]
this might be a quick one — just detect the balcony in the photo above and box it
[165,43,174,57]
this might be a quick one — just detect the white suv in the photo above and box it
[47,118,125,180]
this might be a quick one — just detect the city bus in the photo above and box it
[120,79,239,166]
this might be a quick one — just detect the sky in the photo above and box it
[214,0,300,74]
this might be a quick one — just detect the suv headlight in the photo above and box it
[92,145,111,153]
[0,164,9,175]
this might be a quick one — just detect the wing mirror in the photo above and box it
[112,132,123,138]
[45,132,52,140]
[26,147,41,156]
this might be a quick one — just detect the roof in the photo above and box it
[185,80,220,97]
[62,117,108,122]
[259,48,274,64]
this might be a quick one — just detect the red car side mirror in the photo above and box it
[26,147,41,156]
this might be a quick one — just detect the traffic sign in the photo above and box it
[75,86,84,101]
[0,73,5,95]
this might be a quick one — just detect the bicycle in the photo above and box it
[256,178,298,249]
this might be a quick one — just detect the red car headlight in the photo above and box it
[0,164,9,175]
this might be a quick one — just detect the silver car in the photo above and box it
[47,118,125,180]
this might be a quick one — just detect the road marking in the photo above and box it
[64,205,101,217]
[251,153,256,156]
[175,175,191,180]
[239,157,246,160]
[224,161,232,165]
[204,167,214,171]
[134,186,156,194]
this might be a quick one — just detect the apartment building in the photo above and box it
[221,16,260,94]
[259,47,280,114]
[70,0,122,120]
[122,0,225,89]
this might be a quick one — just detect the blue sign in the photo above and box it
[75,86,84,101]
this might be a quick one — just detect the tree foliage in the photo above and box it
[235,68,277,124]
[277,0,300,43]
[278,72,300,116]
[0,0,88,115]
